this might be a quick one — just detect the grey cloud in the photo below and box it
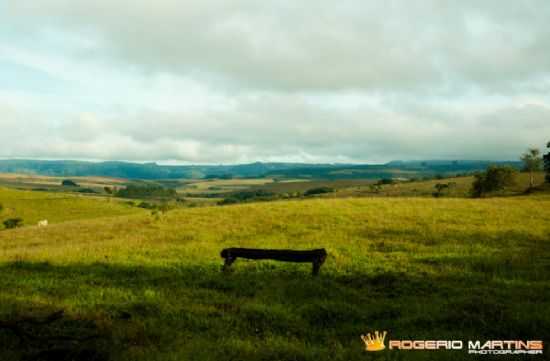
[6,1,550,92]
[2,94,548,163]
[1,1,550,164]
[480,104,550,129]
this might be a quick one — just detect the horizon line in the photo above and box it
[0,157,521,167]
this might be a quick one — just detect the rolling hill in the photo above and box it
[1,187,549,360]
[0,187,144,229]
[0,159,522,180]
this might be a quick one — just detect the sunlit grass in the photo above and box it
[0,187,144,229]
[1,190,549,360]
[334,172,546,198]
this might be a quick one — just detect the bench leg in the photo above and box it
[223,257,236,273]
[312,260,321,276]
[312,255,326,276]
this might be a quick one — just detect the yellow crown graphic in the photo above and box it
[361,331,387,352]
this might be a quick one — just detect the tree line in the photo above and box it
[545,141,550,183]
[471,143,550,197]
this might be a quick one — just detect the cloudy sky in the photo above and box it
[1,1,549,164]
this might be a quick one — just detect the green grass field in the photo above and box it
[0,173,128,192]
[1,185,549,360]
[0,187,144,230]
[177,178,276,195]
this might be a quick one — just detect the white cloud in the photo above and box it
[6,0,550,92]
[0,1,549,163]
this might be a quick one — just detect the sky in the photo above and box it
[1,1,549,164]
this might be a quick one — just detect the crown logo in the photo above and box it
[361,331,387,352]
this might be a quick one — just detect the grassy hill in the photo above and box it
[1,193,549,360]
[330,172,547,198]
[211,172,546,205]
[0,173,128,190]
[0,187,144,229]
[0,159,523,180]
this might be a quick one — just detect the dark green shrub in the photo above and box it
[3,218,23,229]
[62,179,79,187]
[218,198,239,205]
[236,190,275,201]
[116,185,177,199]
[204,174,232,180]
[304,187,334,196]
[471,166,517,197]
[77,188,97,193]
[433,183,449,198]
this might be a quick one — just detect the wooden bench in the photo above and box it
[220,248,327,275]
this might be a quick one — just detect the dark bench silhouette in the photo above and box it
[220,248,327,275]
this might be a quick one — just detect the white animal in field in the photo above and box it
[37,220,48,227]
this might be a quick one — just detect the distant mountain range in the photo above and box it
[0,159,522,180]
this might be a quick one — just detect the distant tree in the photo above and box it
[218,189,279,205]
[433,182,456,198]
[77,188,97,194]
[62,179,79,187]
[104,186,113,194]
[471,166,517,197]
[218,198,239,205]
[3,218,23,229]
[377,178,394,185]
[520,148,543,189]
[116,185,177,199]
[304,187,334,196]
[204,174,233,180]
[544,142,550,183]
[433,183,449,198]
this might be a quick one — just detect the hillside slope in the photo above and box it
[1,196,549,360]
[330,172,547,198]
[0,187,143,229]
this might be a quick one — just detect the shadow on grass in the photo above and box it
[1,260,549,361]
